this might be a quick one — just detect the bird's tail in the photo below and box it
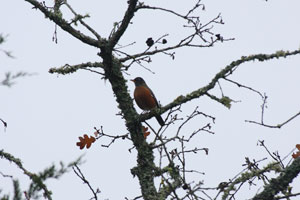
[155,115,165,126]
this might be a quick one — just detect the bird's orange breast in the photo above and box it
[134,86,157,110]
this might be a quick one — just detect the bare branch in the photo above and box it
[223,77,264,99]
[24,0,104,48]
[257,140,285,168]
[119,35,227,63]
[0,118,7,131]
[125,195,143,200]
[0,34,15,58]
[246,110,300,129]
[1,72,36,87]
[73,164,100,200]
[64,2,101,41]
[119,7,232,63]
[0,171,13,179]
[93,126,130,148]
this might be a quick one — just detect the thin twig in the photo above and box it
[246,110,300,129]
[93,126,130,148]
[0,118,7,131]
[24,0,103,48]
[0,171,13,179]
[73,164,100,200]
[64,2,102,41]
[223,78,264,99]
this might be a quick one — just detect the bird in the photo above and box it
[131,77,165,126]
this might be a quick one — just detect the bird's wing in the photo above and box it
[148,86,161,108]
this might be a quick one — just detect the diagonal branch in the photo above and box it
[252,158,300,200]
[140,49,300,122]
[73,164,100,200]
[0,118,7,129]
[64,2,102,41]
[108,0,138,49]
[0,150,53,200]
[24,0,104,48]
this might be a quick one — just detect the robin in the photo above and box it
[131,77,165,126]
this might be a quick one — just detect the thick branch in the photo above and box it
[252,158,300,200]
[100,51,159,199]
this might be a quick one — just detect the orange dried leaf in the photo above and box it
[292,152,300,159]
[144,131,150,138]
[76,134,96,150]
[142,126,150,139]
[76,136,85,149]
[292,144,300,159]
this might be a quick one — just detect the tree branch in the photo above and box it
[119,5,232,63]
[24,0,104,48]
[118,38,218,63]
[139,49,300,123]
[252,158,300,200]
[108,0,138,49]
[0,150,53,200]
[49,61,105,75]
[64,2,101,41]
[0,118,7,130]
[246,110,300,129]
[73,164,100,200]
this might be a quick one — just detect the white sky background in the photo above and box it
[1,0,300,199]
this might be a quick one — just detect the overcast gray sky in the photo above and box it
[1,0,300,199]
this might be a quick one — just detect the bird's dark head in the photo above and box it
[131,77,146,86]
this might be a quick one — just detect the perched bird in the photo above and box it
[131,77,165,126]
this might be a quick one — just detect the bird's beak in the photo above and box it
[130,79,135,82]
